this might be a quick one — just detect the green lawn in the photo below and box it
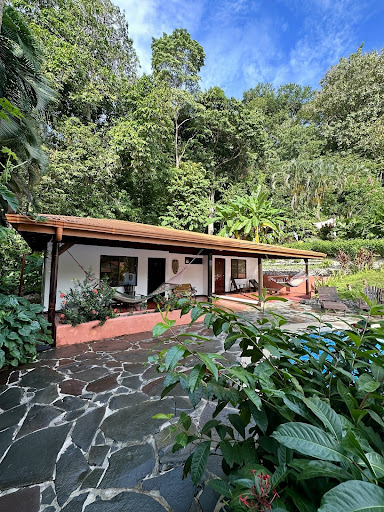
[324,269,384,299]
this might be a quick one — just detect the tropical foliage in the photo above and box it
[4,2,384,246]
[0,293,51,368]
[160,162,211,231]
[59,272,118,326]
[2,2,384,247]
[285,239,384,258]
[0,5,55,222]
[150,297,384,511]
[212,186,286,243]
[154,288,196,312]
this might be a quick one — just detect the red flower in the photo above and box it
[106,316,109,320]
[113,308,117,313]
[93,289,98,294]
[60,293,65,298]
[60,314,65,319]
[62,300,67,305]
[92,310,97,314]
[239,495,249,507]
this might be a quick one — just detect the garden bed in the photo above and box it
[56,308,202,346]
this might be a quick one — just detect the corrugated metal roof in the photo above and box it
[6,214,326,259]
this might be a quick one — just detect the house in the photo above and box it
[7,214,326,342]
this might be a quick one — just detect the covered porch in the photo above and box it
[7,214,326,345]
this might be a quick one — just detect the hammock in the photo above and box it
[66,249,203,305]
[268,270,308,288]
[113,282,178,305]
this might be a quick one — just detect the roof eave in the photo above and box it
[6,214,326,260]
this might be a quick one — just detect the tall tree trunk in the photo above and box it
[207,188,215,235]
[0,0,5,33]
[174,119,179,168]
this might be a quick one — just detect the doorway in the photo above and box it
[148,258,166,295]
[214,258,226,294]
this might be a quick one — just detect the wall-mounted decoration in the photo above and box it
[172,259,179,274]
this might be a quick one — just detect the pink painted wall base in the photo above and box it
[56,309,201,347]
[263,275,320,297]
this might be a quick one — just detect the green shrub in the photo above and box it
[0,294,52,368]
[60,272,118,326]
[285,238,384,258]
[154,289,195,311]
[319,257,332,268]
[326,269,384,299]
[150,297,384,511]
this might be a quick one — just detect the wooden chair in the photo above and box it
[318,287,348,312]
[230,277,240,292]
[249,279,258,292]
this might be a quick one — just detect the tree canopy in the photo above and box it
[4,1,384,245]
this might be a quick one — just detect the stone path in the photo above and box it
[0,301,358,512]
[0,325,230,512]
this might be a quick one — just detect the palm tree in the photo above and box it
[0,5,55,222]
[0,1,5,31]
[272,158,352,220]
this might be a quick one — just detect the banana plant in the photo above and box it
[211,186,286,243]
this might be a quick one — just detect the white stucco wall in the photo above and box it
[43,243,260,311]
[212,255,259,292]
[43,244,210,310]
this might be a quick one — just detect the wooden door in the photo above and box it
[214,258,225,294]
[148,258,166,294]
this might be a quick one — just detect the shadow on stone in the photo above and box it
[72,407,106,451]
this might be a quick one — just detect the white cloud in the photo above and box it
[283,0,367,86]
[115,0,380,97]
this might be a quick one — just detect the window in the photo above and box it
[185,257,203,265]
[100,256,138,286]
[231,259,246,279]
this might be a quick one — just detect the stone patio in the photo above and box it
[0,301,359,512]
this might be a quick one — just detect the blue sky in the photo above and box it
[115,0,384,98]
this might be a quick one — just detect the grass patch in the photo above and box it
[324,269,384,299]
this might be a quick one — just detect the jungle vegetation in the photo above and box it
[2,0,384,284]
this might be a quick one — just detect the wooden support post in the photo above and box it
[48,240,59,345]
[58,241,75,256]
[258,256,263,297]
[305,259,310,297]
[207,252,212,302]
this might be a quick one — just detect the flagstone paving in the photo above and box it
[0,301,358,512]
[0,324,229,512]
